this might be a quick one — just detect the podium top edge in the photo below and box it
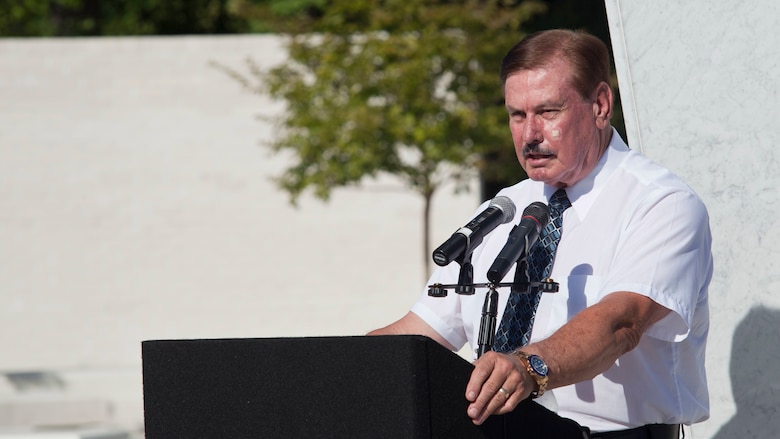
[141,334,435,345]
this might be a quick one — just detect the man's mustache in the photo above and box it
[522,143,555,157]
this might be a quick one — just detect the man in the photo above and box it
[369,29,712,438]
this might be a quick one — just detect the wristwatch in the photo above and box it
[513,350,549,398]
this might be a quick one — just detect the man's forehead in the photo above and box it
[504,72,576,105]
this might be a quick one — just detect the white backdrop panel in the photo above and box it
[605,1,780,437]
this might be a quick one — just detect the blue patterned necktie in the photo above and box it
[493,189,572,352]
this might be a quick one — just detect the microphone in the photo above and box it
[486,202,550,283]
[432,196,516,267]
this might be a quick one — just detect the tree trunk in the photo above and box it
[422,189,433,279]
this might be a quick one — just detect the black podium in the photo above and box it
[142,335,585,438]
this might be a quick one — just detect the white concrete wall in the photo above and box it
[605,1,780,437]
[0,35,480,436]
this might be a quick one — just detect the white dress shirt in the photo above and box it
[411,129,712,431]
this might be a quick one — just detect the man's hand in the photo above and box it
[465,351,535,425]
[464,292,671,425]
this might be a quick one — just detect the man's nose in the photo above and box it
[523,116,544,144]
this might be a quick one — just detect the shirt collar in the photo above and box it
[543,127,629,220]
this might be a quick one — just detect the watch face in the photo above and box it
[528,355,548,377]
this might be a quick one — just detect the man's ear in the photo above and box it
[592,81,613,130]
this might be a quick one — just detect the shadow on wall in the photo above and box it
[713,305,780,438]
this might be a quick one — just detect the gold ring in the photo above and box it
[498,387,510,399]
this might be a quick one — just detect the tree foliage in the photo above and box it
[224,0,547,268]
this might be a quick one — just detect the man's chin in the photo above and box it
[526,172,566,188]
[526,169,550,182]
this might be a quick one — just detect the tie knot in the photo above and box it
[549,189,571,216]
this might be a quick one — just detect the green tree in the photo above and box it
[222,0,546,271]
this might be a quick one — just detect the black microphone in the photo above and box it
[432,196,516,267]
[486,202,550,283]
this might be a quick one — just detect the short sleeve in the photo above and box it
[601,189,713,342]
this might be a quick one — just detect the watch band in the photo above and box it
[513,350,549,398]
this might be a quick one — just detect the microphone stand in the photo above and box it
[476,283,499,358]
[428,258,559,360]
[476,258,528,358]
